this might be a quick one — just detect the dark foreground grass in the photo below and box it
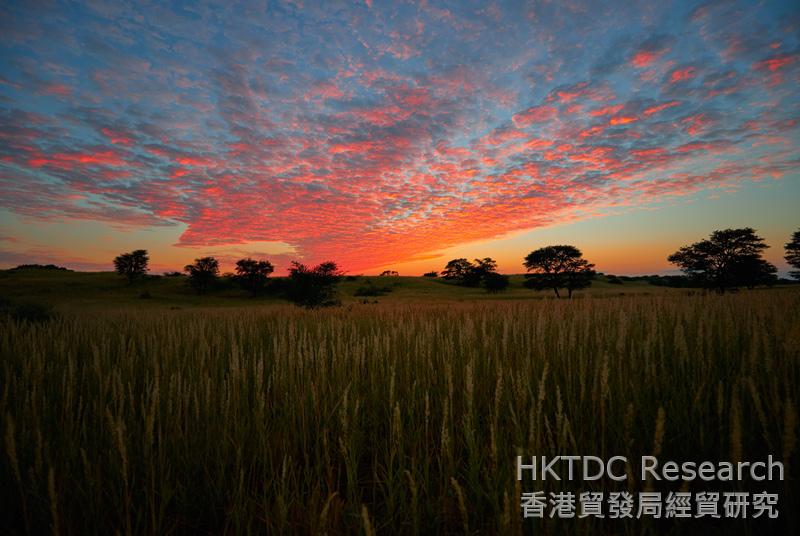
[1,292,798,534]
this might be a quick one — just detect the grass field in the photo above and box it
[0,268,682,312]
[1,271,798,534]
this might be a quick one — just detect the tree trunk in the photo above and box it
[553,287,560,298]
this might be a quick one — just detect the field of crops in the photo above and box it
[2,291,798,534]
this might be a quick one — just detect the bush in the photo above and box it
[483,272,510,293]
[423,271,438,277]
[1,299,57,323]
[12,264,71,271]
[286,261,344,308]
[354,280,393,297]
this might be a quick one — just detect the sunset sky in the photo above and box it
[1,0,798,275]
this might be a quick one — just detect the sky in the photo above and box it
[1,0,798,276]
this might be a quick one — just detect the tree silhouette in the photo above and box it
[483,272,510,293]
[668,228,776,292]
[786,230,800,280]
[235,258,274,296]
[467,257,498,287]
[523,245,595,298]
[286,261,344,308]
[441,257,498,287]
[113,249,149,284]
[441,258,473,281]
[184,257,219,295]
[423,271,438,278]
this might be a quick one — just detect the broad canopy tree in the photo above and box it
[184,257,220,294]
[523,245,595,298]
[441,257,499,288]
[235,258,274,296]
[786,229,800,280]
[286,260,344,308]
[483,271,510,293]
[668,228,777,292]
[113,249,149,284]
[441,258,474,282]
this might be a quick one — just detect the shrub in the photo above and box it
[286,261,343,308]
[354,280,393,297]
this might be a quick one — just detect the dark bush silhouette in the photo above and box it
[786,230,800,280]
[113,249,149,284]
[523,245,595,298]
[441,257,498,287]
[483,272,510,293]
[354,280,393,297]
[1,298,56,323]
[607,275,624,285]
[286,261,343,308]
[423,271,438,278]
[441,258,473,281]
[234,258,274,296]
[12,264,71,271]
[184,257,219,295]
[668,228,776,292]
[163,271,183,277]
[379,270,399,277]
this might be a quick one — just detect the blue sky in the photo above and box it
[1,0,798,274]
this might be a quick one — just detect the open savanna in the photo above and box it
[1,270,798,534]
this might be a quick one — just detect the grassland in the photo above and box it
[0,268,680,313]
[1,271,798,534]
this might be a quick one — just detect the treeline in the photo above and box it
[113,251,345,308]
[9,264,72,271]
[107,227,799,306]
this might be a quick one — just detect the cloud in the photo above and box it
[0,0,798,271]
[511,105,558,127]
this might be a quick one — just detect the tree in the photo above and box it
[423,271,438,278]
[184,257,219,295]
[286,260,344,308]
[523,245,595,298]
[786,230,800,280]
[667,228,776,292]
[235,258,274,296]
[467,257,498,287]
[379,270,399,277]
[730,256,777,289]
[113,249,149,284]
[441,258,473,281]
[483,272,510,293]
[441,257,498,286]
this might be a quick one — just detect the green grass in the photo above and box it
[0,268,673,313]
[1,284,798,534]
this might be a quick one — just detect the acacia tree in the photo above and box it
[468,257,498,287]
[441,257,498,287]
[441,258,473,281]
[184,257,219,295]
[235,258,274,296]
[786,230,800,280]
[286,260,344,308]
[113,249,149,284]
[668,228,776,292]
[483,272,510,293]
[523,245,595,298]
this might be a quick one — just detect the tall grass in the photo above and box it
[1,292,798,534]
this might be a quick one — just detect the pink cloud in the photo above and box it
[512,105,557,127]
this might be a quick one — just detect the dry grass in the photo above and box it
[1,292,798,534]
